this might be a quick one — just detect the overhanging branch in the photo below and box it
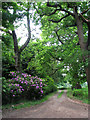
[47,2,75,17]
[55,30,64,44]
[33,3,61,17]
[47,9,61,16]
[81,8,90,15]
[48,14,70,23]
[79,13,90,23]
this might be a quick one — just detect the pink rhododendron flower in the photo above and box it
[22,89,24,91]
[36,86,39,89]
[41,90,43,94]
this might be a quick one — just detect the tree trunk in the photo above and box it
[74,7,87,51]
[15,52,21,72]
[86,66,90,104]
[87,22,90,104]
[74,7,89,101]
[12,30,20,72]
[12,4,31,73]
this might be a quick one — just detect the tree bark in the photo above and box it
[86,66,90,103]
[14,52,21,72]
[74,7,87,51]
[74,7,90,102]
[86,22,90,104]
[12,30,20,71]
[87,22,90,50]
[12,3,31,72]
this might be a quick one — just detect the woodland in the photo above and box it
[1,2,90,105]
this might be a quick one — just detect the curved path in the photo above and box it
[3,90,88,118]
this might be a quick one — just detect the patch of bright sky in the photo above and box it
[15,16,42,46]
[9,6,42,46]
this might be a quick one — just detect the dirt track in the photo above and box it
[2,90,88,118]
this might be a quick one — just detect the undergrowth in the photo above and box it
[2,91,57,110]
[67,87,89,104]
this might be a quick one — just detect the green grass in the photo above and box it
[2,91,57,110]
[57,90,64,98]
[67,87,89,104]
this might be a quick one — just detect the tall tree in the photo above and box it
[1,2,31,72]
[33,2,89,92]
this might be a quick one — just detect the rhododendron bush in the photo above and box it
[2,71,47,104]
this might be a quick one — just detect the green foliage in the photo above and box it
[33,2,88,89]
[72,88,88,98]
[67,87,89,104]
[43,76,57,95]
[2,2,89,106]
[2,91,57,110]
[2,72,46,104]
[2,72,57,105]
[2,36,15,78]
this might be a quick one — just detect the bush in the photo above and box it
[72,88,88,98]
[2,72,47,104]
[43,76,57,95]
[2,73,57,105]
[67,87,88,104]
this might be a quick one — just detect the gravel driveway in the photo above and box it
[2,90,88,118]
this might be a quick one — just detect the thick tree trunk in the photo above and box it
[87,22,90,104]
[12,4,31,73]
[12,30,21,72]
[74,7,89,102]
[74,7,87,51]
[14,52,21,72]
[86,66,90,104]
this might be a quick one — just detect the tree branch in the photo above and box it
[55,30,64,44]
[47,9,61,16]
[49,68,59,76]
[34,2,74,19]
[79,13,90,23]
[33,3,61,17]
[0,28,12,35]
[48,14,70,23]
[81,8,90,15]
[20,4,31,53]
[47,2,75,17]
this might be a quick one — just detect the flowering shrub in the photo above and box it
[2,71,47,104]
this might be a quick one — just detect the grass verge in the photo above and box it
[67,87,89,104]
[2,91,57,110]
[57,90,64,98]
